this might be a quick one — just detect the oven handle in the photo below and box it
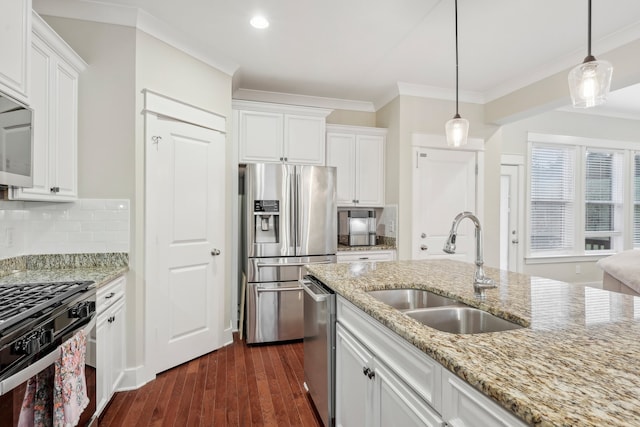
[0,316,96,397]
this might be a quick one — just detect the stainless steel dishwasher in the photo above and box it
[301,275,335,427]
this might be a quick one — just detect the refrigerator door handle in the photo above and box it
[257,260,333,268]
[256,285,304,293]
[296,169,302,251]
[290,169,297,254]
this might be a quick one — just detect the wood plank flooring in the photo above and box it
[99,334,323,427]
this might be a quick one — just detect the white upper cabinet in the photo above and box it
[326,124,386,207]
[11,13,87,202]
[0,0,31,103]
[234,100,331,165]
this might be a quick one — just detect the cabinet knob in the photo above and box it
[362,367,370,377]
[420,245,428,251]
[50,186,60,193]
[211,249,221,256]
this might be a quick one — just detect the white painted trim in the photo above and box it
[119,365,155,391]
[326,124,388,136]
[232,99,332,118]
[233,88,373,113]
[143,89,226,132]
[33,12,87,72]
[397,82,485,104]
[528,132,640,151]
[525,254,609,264]
[32,0,238,76]
[500,154,524,165]
[412,133,485,152]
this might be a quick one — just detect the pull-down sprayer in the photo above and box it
[443,211,496,296]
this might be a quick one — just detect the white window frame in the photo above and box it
[526,133,638,262]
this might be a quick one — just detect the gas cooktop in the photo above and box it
[0,281,94,334]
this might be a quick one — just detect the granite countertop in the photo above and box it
[337,244,397,251]
[0,253,129,289]
[306,259,640,427]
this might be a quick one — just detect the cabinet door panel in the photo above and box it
[0,0,30,101]
[21,38,52,197]
[355,135,384,207]
[326,133,356,206]
[238,110,283,163]
[336,324,373,427]
[53,61,78,198]
[110,299,126,393]
[376,362,443,427]
[284,114,325,165]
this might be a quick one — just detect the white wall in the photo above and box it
[498,110,640,284]
[41,16,233,381]
[0,199,130,258]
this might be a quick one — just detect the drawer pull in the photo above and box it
[104,292,116,299]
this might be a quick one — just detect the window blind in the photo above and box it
[635,154,640,248]
[584,150,623,251]
[530,145,575,253]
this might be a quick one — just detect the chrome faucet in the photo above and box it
[443,211,496,296]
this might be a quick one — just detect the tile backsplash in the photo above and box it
[0,199,130,260]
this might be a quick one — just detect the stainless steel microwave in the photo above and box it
[0,91,33,187]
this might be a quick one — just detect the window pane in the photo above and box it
[584,150,623,252]
[585,203,613,231]
[529,145,575,253]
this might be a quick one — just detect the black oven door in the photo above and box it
[0,317,97,427]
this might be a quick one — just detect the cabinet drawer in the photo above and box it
[97,276,125,314]
[337,250,396,263]
[337,296,442,412]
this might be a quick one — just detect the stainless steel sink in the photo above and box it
[405,306,523,334]
[366,289,462,311]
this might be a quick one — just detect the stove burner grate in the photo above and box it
[0,281,94,332]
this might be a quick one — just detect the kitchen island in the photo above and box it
[306,259,640,427]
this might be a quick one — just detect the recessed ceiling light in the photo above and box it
[250,15,269,29]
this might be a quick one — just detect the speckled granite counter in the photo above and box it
[337,244,396,251]
[306,259,640,427]
[0,253,128,288]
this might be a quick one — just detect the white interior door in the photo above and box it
[412,148,477,261]
[500,165,521,272]
[148,114,226,374]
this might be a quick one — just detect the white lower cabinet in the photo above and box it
[95,276,127,416]
[336,296,527,427]
[337,250,396,263]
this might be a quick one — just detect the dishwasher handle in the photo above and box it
[300,279,330,303]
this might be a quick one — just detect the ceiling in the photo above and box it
[35,0,640,116]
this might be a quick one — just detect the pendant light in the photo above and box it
[445,0,468,147]
[568,0,613,108]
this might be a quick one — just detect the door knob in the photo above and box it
[511,239,519,244]
[211,249,221,256]
[420,244,428,251]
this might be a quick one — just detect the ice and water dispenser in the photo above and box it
[253,200,279,243]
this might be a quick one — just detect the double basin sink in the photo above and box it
[366,289,522,334]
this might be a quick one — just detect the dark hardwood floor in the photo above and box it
[99,334,323,427]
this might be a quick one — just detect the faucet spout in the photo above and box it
[442,211,496,296]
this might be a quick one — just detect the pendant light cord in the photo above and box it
[587,0,592,56]
[454,0,460,116]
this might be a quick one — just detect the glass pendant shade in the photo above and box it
[568,58,613,108]
[445,114,469,147]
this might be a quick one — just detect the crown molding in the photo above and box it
[232,88,375,112]
[396,82,485,104]
[32,0,238,76]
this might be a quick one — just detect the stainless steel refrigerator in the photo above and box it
[244,163,337,344]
